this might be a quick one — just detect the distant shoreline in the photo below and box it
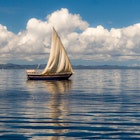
[0,63,140,69]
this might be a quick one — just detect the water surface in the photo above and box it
[0,69,140,139]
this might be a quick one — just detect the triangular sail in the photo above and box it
[42,28,73,75]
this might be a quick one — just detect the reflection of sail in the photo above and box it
[45,80,72,94]
[48,81,71,139]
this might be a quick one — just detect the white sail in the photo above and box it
[42,28,73,75]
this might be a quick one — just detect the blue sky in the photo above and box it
[1,0,140,33]
[0,0,140,65]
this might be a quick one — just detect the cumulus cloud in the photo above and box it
[47,8,88,32]
[0,8,140,65]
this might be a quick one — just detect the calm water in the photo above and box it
[0,69,140,140]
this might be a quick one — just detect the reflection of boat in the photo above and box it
[26,80,72,139]
[26,27,73,80]
[26,80,72,94]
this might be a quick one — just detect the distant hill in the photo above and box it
[74,65,140,69]
[0,63,140,69]
[0,63,45,69]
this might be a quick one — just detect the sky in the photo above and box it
[1,0,140,66]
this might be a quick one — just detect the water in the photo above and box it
[0,69,140,140]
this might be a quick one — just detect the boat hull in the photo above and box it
[27,73,72,80]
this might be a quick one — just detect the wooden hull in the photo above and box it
[27,73,72,80]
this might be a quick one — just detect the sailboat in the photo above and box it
[26,28,73,80]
